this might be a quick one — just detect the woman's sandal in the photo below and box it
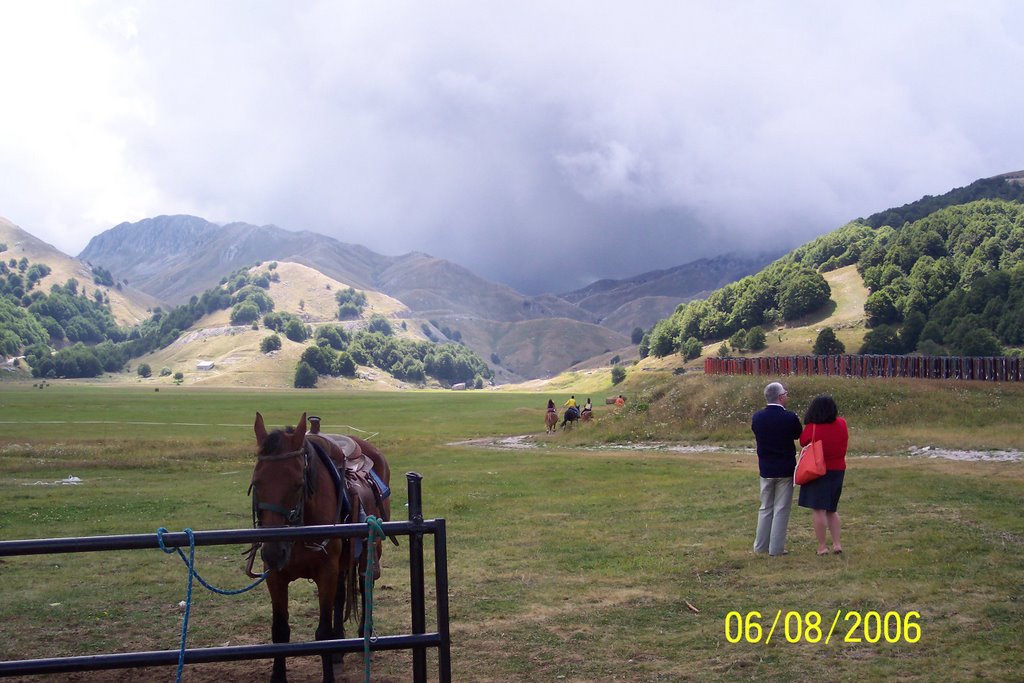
[816,549,830,556]
[832,548,843,555]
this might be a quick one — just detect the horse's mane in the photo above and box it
[258,428,293,456]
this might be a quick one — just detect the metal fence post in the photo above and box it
[406,472,427,683]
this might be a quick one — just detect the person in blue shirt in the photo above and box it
[750,382,802,556]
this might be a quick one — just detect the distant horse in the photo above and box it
[545,409,558,433]
[251,412,391,683]
[581,407,593,423]
[561,406,580,429]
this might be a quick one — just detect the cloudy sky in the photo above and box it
[1,2,1022,294]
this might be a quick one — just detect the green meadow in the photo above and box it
[0,380,1022,682]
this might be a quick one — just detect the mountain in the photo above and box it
[78,216,388,304]
[78,215,598,325]
[0,217,159,327]
[559,253,777,335]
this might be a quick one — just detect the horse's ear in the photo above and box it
[254,412,268,446]
[294,412,307,443]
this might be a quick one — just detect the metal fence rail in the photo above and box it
[704,354,1024,382]
[0,472,451,682]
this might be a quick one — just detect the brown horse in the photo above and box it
[252,412,391,683]
[545,409,558,433]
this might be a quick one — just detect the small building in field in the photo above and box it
[196,360,215,371]
[451,382,467,391]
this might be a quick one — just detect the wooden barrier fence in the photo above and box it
[704,354,1024,382]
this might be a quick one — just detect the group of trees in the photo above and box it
[335,287,367,320]
[292,319,492,388]
[643,261,831,359]
[641,188,1024,361]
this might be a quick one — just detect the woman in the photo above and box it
[798,395,848,555]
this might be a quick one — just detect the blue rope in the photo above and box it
[363,515,384,683]
[157,527,268,683]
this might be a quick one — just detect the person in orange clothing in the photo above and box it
[797,395,849,556]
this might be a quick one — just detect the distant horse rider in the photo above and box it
[547,399,556,413]
[562,395,580,427]
[308,415,321,434]
[581,398,593,420]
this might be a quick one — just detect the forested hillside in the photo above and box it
[2,250,494,387]
[645,176,1024,360]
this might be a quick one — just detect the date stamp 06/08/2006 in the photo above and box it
[724,610,922,645]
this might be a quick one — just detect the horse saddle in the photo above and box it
[316,434,390,524]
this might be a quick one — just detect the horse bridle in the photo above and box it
[249,445,315,529]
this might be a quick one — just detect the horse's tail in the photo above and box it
[344,558,360,623]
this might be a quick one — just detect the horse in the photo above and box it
[545,409,558,433]
[581,407,593,422]
[251,412,391,683]
[561,406,580,429]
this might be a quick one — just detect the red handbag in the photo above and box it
[795,425,826,485]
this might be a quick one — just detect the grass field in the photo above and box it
[1,381,1022,682]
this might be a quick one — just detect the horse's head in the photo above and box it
[252,412,310,571]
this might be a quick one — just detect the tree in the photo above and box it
[367,314,393,336]
[611,365,626,384]
[294,361,318,388]
[230,301,260,325]
[728,328,748,352]
[778,269,831,320]
[137,363,152,378]
[681,336,702,361]
[260,334,282,353]
[864,290,901,327]
[958,328,1002,357]
[648,319,679,357]
[745,326,767,351]
[812,327,845,355]
[284,319,309,343]
[631,327,644,345]
[300,345,334,375]
[859,325,902,354]
[336,287,367,320]
[899,311,926,353]
[333,351,357,377]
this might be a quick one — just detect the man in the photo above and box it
[751,382,802,556]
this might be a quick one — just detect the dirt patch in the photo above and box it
[449,435,731,453]
[452,437,1024,462]
[907,446,1023,462]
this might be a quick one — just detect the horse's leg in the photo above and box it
[315,558,341,682]
[267,574,290,683]
[357,557,368,638]
[331,551,347,664]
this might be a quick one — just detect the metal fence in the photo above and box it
[0,472,451,682]
[704,354,1024,381]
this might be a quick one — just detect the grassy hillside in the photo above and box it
[0,217,159,327]
[134,261,426,389]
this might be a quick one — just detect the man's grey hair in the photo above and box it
[764,382,786,403]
